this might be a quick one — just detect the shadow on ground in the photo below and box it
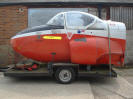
[6,76,111,84]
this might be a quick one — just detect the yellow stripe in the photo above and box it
[43,36,62,40]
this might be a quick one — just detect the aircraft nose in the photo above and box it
[10,35,15,45]
[10,35,18,51]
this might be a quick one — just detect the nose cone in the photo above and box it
[10,35,19,52]
[10,36,15,46]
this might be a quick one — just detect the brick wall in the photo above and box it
[0,5,28,66]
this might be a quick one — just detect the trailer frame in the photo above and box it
[4,63,117,83]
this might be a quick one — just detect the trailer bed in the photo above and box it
[4,65,117,77]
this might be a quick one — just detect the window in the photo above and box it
[66,12,95,27]
[47,14,64,26]
[28,8,89,27]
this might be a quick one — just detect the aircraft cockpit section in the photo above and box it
[11,11,126,67]
[47,11,107,30]
[47,13,64,27]
[65,11,96,30]
[16,11,107,36]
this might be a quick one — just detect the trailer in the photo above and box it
[4,63,117,84]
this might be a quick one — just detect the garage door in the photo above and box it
[110,7,133,30]
[28,8,89,27]
[28,8,107,27]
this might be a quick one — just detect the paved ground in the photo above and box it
[0,68,133,99]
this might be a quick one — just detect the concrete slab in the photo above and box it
[0,75,94,99]
[123,76,133,85]
[91,85,124,99]
[90,76,133,99]
[114,68,133,76]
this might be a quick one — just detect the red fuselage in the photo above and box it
[11,32,125,66]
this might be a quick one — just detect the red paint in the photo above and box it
[11,33,125,67]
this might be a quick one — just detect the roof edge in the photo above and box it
[0,2,133,6]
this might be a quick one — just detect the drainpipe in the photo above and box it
[98,5,102,18]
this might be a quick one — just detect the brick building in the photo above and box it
[0,0,133,66]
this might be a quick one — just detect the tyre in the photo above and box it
[55,67,76,84]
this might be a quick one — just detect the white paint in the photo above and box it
[11,28,126,40]
[12,11,126,40]
[67,30,74,39]
[107,21,126,40]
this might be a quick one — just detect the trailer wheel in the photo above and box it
[55,67,76,84]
